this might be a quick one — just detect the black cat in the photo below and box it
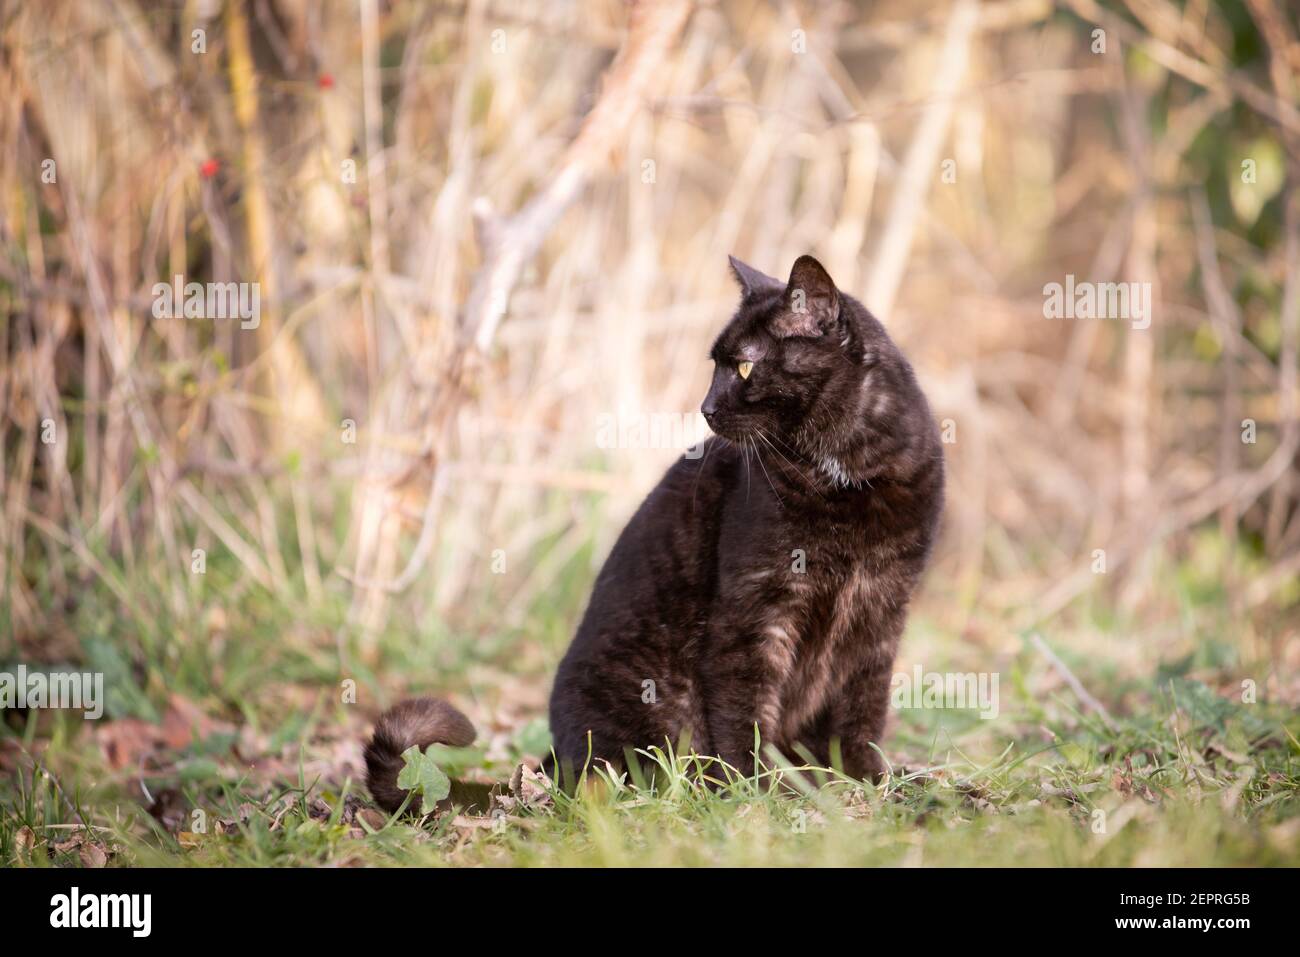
[365,255,944,810]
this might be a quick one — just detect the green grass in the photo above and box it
[4,693,1297,867]
[2,526,1298,867]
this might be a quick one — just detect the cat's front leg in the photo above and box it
[699,637,779,778]
[829,662,894,782]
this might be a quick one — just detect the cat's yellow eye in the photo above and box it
[737,361,754,380]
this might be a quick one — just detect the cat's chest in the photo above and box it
[719,494,869,590]
[719,547,877,736]
[718,531,874,642]
[715,483,889,642]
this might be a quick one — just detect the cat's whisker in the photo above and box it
[764,428,805,461]
[748,433,784,508]
[738,436,759,504]
[742,436,753,502]
[753,428,799,477]
[764,430,824,478]
[756,429,826,502]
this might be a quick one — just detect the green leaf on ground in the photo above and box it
[396,746,450,814]
[514,718,553,758]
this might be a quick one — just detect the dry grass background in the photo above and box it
[1,0,1298,730]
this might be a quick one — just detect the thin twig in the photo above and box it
[1029,632,1118,732]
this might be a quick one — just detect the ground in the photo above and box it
[2,528,1298,867]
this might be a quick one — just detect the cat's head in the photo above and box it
[702,254,935,488]
[702,255,932,486]
[703,255,865,442]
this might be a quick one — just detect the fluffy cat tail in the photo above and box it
[363,697,477,814]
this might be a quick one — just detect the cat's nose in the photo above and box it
[700,401,717,422]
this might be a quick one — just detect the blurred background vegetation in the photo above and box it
[0,0,1297,865]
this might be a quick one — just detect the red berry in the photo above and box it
[318,73,334,90]
[200,158,219,179]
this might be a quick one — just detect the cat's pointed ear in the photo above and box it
[728,255,784,299]
[771,255,841,338]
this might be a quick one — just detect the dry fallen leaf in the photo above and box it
[53,833,86,854]
[357,808,388,831]
[96,718,160,771]
[14,825,35,860]
[160,693,232,750]
[78,843,107,868]
[507,763,554,808]
[146,787,188,832]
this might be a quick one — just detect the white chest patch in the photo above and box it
[817,456,855,488]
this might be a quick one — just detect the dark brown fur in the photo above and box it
[363,697,474,813]
[365,255,944,809]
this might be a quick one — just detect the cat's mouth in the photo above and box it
[702,415,745,442]
[704,417,766,446]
